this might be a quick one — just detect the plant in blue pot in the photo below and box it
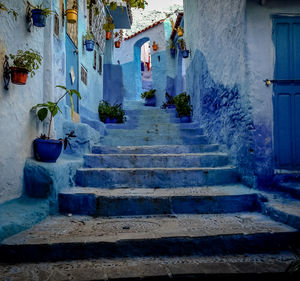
[29,2,53,27]
[178,38,189,58]
[31,85,81,162]
[174,92,193,123]
[168,39,176,57]
[98,101,126,124]
[141,89,156,107]
[84,31,95,52]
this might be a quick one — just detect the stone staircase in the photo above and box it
[0,102,299,279]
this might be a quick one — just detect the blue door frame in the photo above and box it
[273,16,300,169]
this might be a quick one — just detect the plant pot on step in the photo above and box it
[115,41,120,48]
[33,138,62,163]
[10,67,29,85]
[66,9,77,23]
[31,9,46,27]
[105,117,117,124]
[180,116,191,123]
[106,31,112,40]
[85,40,95,51]
[145,96,156,107]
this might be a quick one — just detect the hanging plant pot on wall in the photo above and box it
[85,40,95,51]
[170,48,176,57]
[152,42,158,51]
[66,9,78,23]
[10,67,29,85]
[115,41,120,48]
[31,9,46,27]
[177,27,184,37]
[182,50,189,58]
[106,31,112,40]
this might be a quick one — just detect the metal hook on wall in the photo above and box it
[26,1,33,32]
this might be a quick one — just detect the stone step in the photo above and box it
[0,254,298,280]
[92,144,220,154]
[100,135,208,146]
[58,185,262,216]
[0,213,297,263]
[75,166,238,188]
[83,153,229,168]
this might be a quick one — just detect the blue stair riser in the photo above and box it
[92,144,220,154]
[58,193,261,217]
[83,154,229,168]
[75,168,238,188]
[0,232,297,263]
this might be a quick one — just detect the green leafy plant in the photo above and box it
[72,1,78,10]
[161,92,175,109]
[103,16,115,32]
[98,101,126,123]
[168,39,175,50]
[9,49,42,77]
[84,31,94,41]
[29,2,53,16]
[178,39,186,51]
[174,92,193,117]
[123,0,148,9]
[114,30,124,42]
[88,0,100,16]
[31,85,81,139]
[141,89,156,99]
[0,2,18,20]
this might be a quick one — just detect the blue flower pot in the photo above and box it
[182,50,189,58]
[85,40,95,51]
[180,116,191,123]
[105,117,117,123]
[33,138,62,163]
[31,9,46,27]
[170,48,176,57]
[145,96,156,106]
[167,104,176,109]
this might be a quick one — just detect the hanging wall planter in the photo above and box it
[170,48,176,57]
[152,42,158,51]
[66,9,78,23]
[114,41,120,48]
[106,31,112,40]
[31,9,46,27]
[182,50,189,58]
[85,40,95,51]
[177,26,184,37]
[10,67,29,85]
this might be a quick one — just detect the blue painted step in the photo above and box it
[0,213,297,263]
[92,144,220,154]
[75,166,238,188]
[83,153,229,168]
[58,185,263,216]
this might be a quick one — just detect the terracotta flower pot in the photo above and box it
[66,9,77,24]
[152,44,158,51]
[10,67,29,85]
[106,31,112,40]
[114,41,121,48]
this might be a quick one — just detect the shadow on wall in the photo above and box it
[187,49,261,187]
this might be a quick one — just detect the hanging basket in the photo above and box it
[66,9,77,24]
[85,40,95,51]
[10,67,29,85]
[182,50,189,58]
[114,41,121,48]
[31,9,46,27]
[106,31,112,40]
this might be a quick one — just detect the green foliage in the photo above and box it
[30,2,53,16]
[84,31,94,41]
[161,92,175,109]
[0,2,18,20]
[114,30,124,42]
[98,101,126,123]
[174,92,193,117]
[168,39,175,50]
[178,39,186,50]
[9,49,42,77]
[31,85,82,139]
[88,0,100,16]
[141,89,156,99]
[123,0,148,9]
[72,1,78,10]
[103,16,115,32]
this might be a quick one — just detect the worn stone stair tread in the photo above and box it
[0,253,298,280]
[86,152,227,157]
[92,144,220,154]
[2,213,296,246]
[60,184,257,197]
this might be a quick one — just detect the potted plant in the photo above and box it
[9,49,42,85]
[178,39,189,58]
[152,41,158,51]
[29,2,53,27]
[114,30,123,48]
[103,16,115,40]
[177,26,184,37]
[141,89,156,106]
[174,92,193,123]
[161,92,176,109]
[31,85,81,162]
[84,31,95,51]
[98,101,126,123]
[66,1,78,24]
[168,39,176,56]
